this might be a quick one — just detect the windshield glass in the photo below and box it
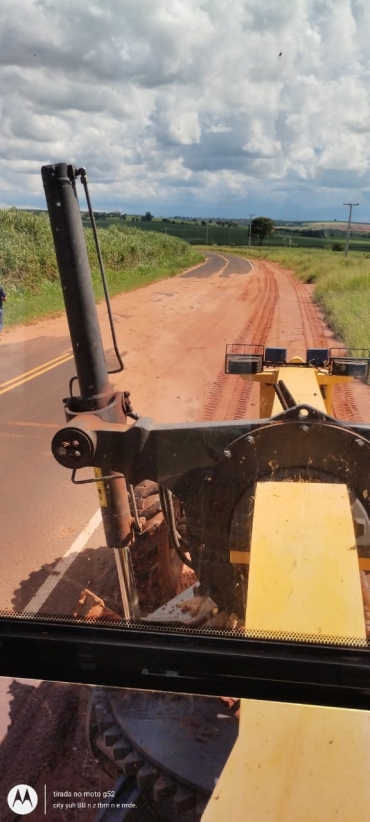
[1,1,370,650]
[3,3,370,819]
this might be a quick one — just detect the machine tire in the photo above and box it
[129,480,185,614]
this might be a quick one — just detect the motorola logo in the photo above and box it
[7,784,38,815]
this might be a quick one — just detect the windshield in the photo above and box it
[0,2,370,648]
[1,2,370,819]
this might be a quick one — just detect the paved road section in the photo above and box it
[0,253,252,615]
[180,252,252,278]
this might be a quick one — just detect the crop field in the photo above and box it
[0,209,202,326]
[286,221,370,234]
[86,215,370,251]
[216,245,370,353]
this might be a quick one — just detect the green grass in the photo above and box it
[0,209,202,327]
[4,210,370,355]
[214,245,370,352]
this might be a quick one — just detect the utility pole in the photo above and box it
[206,222,209,245]
[248,213,255,247]
[343,202,359,257]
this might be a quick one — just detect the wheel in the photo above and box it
[129,481,185,614]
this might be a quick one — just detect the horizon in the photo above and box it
[4,206,370,227]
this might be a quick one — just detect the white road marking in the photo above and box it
[24,508,102,613]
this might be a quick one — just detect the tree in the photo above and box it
[300,229,325,238]
[142,211,154,221]
[251,217,275,245]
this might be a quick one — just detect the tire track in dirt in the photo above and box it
[199,262,278,421]
[200,257,365,425]
[271,262,362,423]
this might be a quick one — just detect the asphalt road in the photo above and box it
[0,252,252,616]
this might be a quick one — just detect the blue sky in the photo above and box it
[1,0,370,220]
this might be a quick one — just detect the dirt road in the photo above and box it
[1,251,370,617]
[111,253,370,426]
[1,251,370,821]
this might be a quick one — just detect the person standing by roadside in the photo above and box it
[0,285,7,332]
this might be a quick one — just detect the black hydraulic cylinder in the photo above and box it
[41,163,110,407]
[42,163,137,616]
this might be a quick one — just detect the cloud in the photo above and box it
[0,0,369,217]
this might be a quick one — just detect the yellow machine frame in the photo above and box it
[203,359,370,821]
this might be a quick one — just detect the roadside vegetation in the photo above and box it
[3,208,370,354]
[215,245,370,352]
[0,209,202,327]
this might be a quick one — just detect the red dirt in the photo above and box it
[4,255,369,422]
[2,254,370,818]
[111,257,370,423]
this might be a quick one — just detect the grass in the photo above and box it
[213,245,370,352]
[0,209,202,327]
[3,209,370,355]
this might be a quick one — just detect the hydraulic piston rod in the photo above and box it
[42,162,139,619]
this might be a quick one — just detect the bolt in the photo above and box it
[71,439,80,447]
[61,441,70,448]
[299,425,309,434]
[203,470,214,482]
[56,447,67,457]
[245,435,254,444]
[73,450,81,458]
[211,607,219,616]
[355,438,365,447]
[223,449,231,459]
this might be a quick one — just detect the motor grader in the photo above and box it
[3,162,370,821]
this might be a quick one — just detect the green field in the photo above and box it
[0,209,202,327]
[85,215,370,252]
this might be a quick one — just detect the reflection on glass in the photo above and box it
[0,677,240,821]
[2,4,370,820]
[1,163,370,651]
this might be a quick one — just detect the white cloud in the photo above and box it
[0,0,369,217]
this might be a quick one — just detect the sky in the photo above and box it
[1,0,370,219]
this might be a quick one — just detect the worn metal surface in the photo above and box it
[204,473,369,822]
[109,690,238,794]
[51,404,370,614]
[90,688,237,821]
[41,163,110,406]
[203,699,370,822]
[247,482,366,638]
[42,162,140,617]
[271,366,327,414]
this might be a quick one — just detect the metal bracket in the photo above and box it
[71,468,125,485]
